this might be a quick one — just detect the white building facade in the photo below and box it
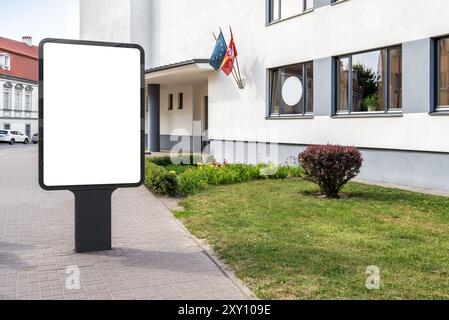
[80,0,449,192]
[0,79,38,137]
[0,36,39,138]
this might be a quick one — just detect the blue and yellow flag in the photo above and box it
[209,31,227,70]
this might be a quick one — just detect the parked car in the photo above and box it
[0,130,30,145]
[32,133,39,144]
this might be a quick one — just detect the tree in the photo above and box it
[352,63,379,97]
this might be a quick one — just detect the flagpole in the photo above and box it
[212,31,241,88]
[213,31,241,86]
[230,26,243,88]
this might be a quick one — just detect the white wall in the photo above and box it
[80,0,131,43]
[159,84,208,136]
[160,85,194,136]
[80,0,152,67]
[80,0,449,152]
[149,0,449,153]
[193,84,208,129]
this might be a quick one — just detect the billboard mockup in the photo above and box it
[39,39,145,191]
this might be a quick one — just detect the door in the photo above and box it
[25,124,31,139]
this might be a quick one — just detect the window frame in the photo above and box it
[267,0,314,25]
[25,91,32,111]
[14,89,22,111]
[435,36,449,112]
[268,61,314,118]
[0,53,11,71]
[3,88,12,110]
[334,45,403,115]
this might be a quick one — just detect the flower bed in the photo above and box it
[145,156,303,196]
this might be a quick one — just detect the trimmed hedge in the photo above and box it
[299,144,363,198]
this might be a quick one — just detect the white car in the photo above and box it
[0,130,30,145]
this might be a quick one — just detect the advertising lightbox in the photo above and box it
[39,39,144,190]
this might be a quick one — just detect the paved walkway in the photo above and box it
[0,145,250,300]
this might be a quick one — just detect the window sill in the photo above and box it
[266,9,313,27]
[331,0,350,7]
[430,109,449,116]
[332,111,403,119]
[266,114,314,120]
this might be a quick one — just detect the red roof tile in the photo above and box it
[0,37,38,82]
[0,37,38,59]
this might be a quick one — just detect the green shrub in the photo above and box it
[177,169,207,195]
[257,163,303,179]
[257,163,275,179]
[147,156,172,166]
[145,158,304,197]
[287,166,304,178]
[229,164,260,182]
[145,163,178,196]
[165,164,196,174]
[272,165,290,179]
[217,166,240,184]
[200,165,221,185]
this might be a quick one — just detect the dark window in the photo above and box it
[269,62,313,116]
[267,0,313,24]
[178,93,184,109]
[4,124,10,130]
[437,37,449,108]
[168,94,173,110]
[336,46,402,113]
[0,130,7,134]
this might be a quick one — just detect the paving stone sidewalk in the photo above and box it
[0,146,250,300]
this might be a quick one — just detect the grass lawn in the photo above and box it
[175,179,449,300]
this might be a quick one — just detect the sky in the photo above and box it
[0,0,79,45]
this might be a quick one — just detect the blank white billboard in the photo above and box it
[40,40,144,189]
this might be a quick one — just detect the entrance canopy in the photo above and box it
[145,59,212,153]
[145,59,212,85]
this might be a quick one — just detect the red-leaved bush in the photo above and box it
[299,145,363,198]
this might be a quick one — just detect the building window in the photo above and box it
[336,46,402,114]
[3,89,12,110]
[178,93,184,109]
[168,94,173,110]
[269,62,313,116]
[4,123,11,130]
[268,0,313,23]
[14,89,22,111]
[0,53,11,71]
[437,37,449,109]
[25,92,32,111]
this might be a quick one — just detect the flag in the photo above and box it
[209,31,227,70]
[221,30,238,76]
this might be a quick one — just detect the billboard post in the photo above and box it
[39,39,145,253]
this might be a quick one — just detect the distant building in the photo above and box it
[0,36,38,138]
